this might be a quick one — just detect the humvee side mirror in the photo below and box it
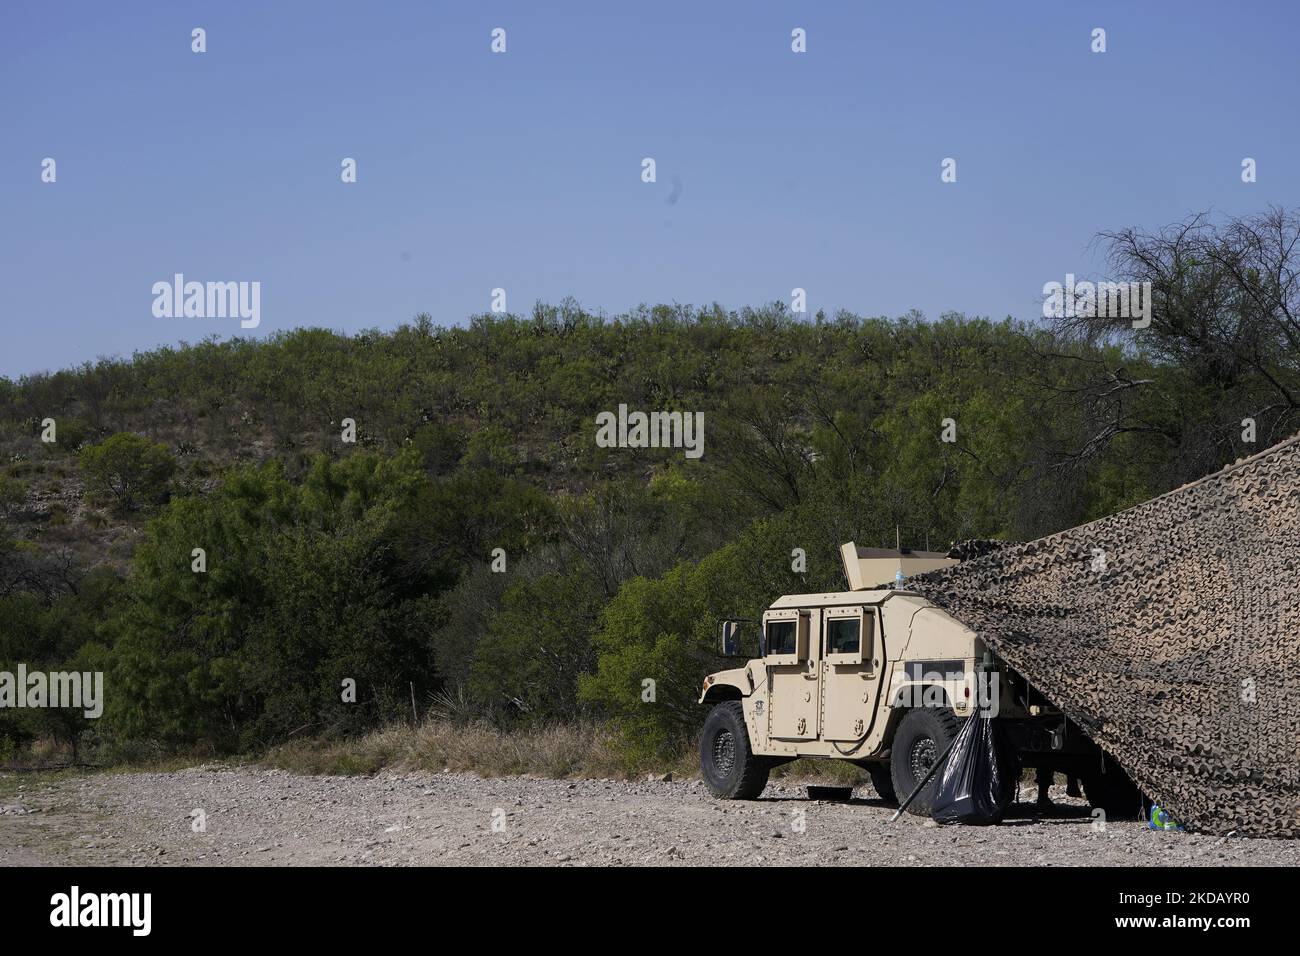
[719,620,745,657]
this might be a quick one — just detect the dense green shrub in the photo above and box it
[78,433,176,513]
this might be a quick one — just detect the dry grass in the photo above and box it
[264,720,646,779]
[12,726,895,788]
[771,757,869,785]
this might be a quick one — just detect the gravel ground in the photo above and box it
[2,765,1296,867]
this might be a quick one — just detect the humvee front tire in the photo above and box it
[700,701,770,800]
[889,708,959,816]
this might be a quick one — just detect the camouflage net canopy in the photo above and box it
[911,436,1300,837]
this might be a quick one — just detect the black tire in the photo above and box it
[889,708,959,817]
[1083,755,1144,819]
[867,765,899,806]
[699,701,770,799]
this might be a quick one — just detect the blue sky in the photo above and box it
[2,0,1297,378]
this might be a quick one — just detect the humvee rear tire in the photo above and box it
[889,708,959,817]
[700,701,770,800]
[1083,755,1144,819]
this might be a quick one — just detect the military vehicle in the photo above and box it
[699,542,1140,816]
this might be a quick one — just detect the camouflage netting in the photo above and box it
[911,435,1300,837]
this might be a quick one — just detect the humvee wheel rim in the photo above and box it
[909,736,937,780]
[712,729,736,775]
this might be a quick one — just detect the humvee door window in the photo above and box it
[766,620,797,656]
[827,617,860,655]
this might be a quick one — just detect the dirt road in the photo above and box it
[2,766,1295,866]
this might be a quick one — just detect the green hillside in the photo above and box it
[4,211,1297,769]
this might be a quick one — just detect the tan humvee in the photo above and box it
[698,543,1135,816]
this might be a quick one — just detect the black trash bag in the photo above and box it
[931,713,1014,825]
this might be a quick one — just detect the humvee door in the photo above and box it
[763,608,820,741]
[818,605,886,742]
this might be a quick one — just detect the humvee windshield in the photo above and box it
[766,620,797,656]
[827,617,860,655]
